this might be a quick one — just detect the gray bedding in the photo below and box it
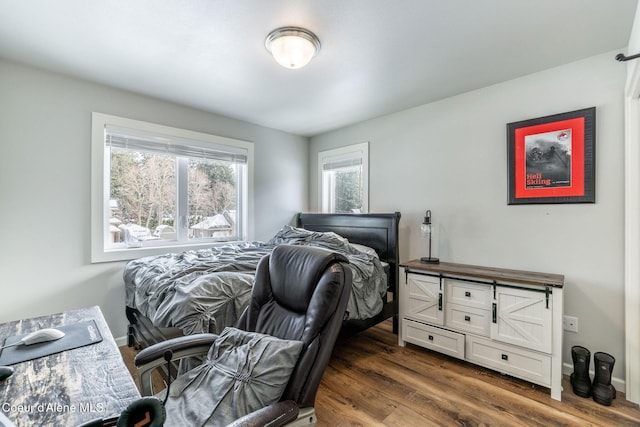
[124,226,387,335]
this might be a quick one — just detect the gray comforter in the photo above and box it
[124,226,387,335]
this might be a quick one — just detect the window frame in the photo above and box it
[318,142,369,213]
[91,112,253,263]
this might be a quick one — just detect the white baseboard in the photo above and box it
[562,362,625,394]
[115,335,128,347]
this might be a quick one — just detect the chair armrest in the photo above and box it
[135,333,218,395]
[134,333,218,366]
[226,400,299,427]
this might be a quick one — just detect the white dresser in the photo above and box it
[399,260,564,401]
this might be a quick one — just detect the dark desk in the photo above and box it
[0,306,140,427]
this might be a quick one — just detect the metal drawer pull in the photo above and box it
[464,315,471,322]
[501,354,509,361]
[428,335,434,341]
[465,291,471,297]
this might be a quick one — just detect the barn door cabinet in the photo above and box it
[399,260,564,401]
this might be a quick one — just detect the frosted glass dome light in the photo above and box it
[265,27,321,69]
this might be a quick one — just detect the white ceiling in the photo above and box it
[0,0,637,137]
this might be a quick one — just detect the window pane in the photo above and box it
[188,159,240,240]
[324,165,363,213]
[318,142,368,214]
[109,148,176,246]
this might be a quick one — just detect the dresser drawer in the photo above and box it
[446,303,491,337]
[466,335,551,387]
[402,319,464,360]
[446,279,492,310]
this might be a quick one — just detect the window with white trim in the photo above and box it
[91,113,253,262]
[318,142,369,213]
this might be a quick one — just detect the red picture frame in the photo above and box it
[507,107,595,204]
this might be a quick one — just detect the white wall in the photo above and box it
[310,51,627,379]
[0,59,308,340]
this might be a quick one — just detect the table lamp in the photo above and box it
[420,210,439,264]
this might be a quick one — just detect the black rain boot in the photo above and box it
[591,352,616,406]
[570,346,592,398]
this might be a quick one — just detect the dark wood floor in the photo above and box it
[120,321,640,426]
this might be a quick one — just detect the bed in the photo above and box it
[125,212,401,349]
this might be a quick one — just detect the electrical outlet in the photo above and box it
[563,315,579,333]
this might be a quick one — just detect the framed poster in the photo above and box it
[507,107,595,204]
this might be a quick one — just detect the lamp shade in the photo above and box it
[421,210,432,239]
[420,221,432,239]
[265,27,321,69]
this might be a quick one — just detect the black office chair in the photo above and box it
[90,244,352,427]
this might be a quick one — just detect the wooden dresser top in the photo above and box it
[401,260,564,288]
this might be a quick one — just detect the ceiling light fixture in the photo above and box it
[265,26,321,69]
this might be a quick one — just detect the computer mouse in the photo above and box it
[20,328,65,345]
[0,366,13,381]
